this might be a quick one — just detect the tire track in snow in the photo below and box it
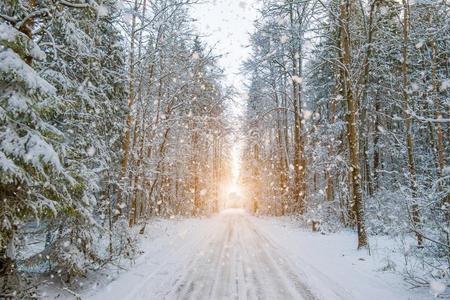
[170,211,318,300]
[88,210,353,300]
[171,216,231,299]
[239,215,317,300]
[91,218,221,300]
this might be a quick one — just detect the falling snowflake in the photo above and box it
[440,79,450,91]
[86,146,96,157]
[292,75,302,84]
[430,280,446,297]
[96,5,109,17]
[280,35,289,44]
[303,110,312,120]
[415,40,424,49]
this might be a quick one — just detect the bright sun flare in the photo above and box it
[227,182,241,195]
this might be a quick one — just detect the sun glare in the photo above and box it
[218,141,247,211]
[227,182,241,195]
[230,142,241,184]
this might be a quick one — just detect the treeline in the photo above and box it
[241,0,449,286]
[0,0,230,296]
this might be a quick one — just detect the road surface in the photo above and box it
[89,209,317,300]
[164,210,316,300]
[86,209,423,300]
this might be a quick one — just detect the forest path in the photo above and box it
[88,209,329,300]
[86,209,419,300]
[163,209,317,300]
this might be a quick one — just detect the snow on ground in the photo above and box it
[42,209,429,299]
[252,216,429,300]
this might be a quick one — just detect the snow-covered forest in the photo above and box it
[0,0,449,298]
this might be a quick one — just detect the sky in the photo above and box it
[190,0,259,94]
[191,0,260,186]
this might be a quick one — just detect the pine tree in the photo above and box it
[0,22,75,295]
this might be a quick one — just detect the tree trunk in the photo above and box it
[373,94,381,191]
[401,0,422,246]
[431,40,445,176]
[192,130,201,215]
[340,0,368,249]
[326,94,337,202]
[115,0,139,221]
[290,2,306,214]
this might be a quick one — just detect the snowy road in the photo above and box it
[164,210,316,300]
[86,209,425,300]
[89,209,316,300]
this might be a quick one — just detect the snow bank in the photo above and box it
[252,216,430,300]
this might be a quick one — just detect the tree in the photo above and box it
[0,22,74,295]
